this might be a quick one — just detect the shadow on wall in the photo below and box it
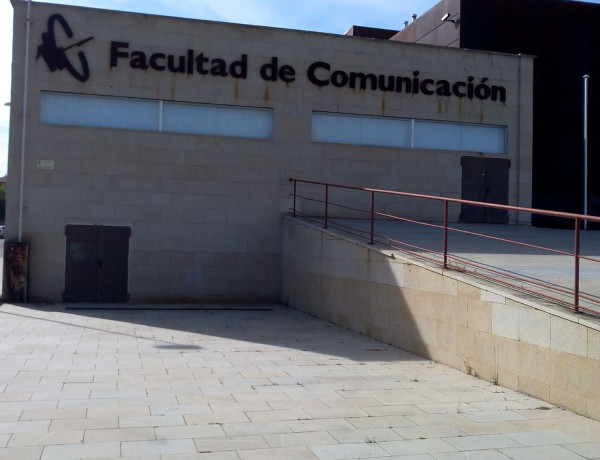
[281,217,430,361]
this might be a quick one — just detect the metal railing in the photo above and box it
[289,178,600,316]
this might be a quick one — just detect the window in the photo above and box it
[40,92,273,140]
[312,112,506,154]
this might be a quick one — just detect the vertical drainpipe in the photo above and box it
[18,0,32,242]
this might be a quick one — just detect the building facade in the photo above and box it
[6,1,533,302]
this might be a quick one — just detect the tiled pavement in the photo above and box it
[0,303,599,460]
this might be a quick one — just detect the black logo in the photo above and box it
[37,14,94,82]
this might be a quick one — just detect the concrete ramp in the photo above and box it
[282,217,600,421]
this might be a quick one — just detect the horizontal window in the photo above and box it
[312,112,506,155]
[40,92,273,140]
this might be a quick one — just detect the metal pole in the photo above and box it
[292,179,296,217]
[370,191,375,245]
[443,201,449,268]
[18,0,32,242]
[583,75,589,230]
[324,184,328,229]
[574,217,581,313]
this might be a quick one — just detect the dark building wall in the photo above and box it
[461,0,600,226]
[395,0,600,226]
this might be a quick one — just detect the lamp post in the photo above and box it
[583,74,589,230]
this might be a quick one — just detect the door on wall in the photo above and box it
[460,156,510,224]
[64,225,130,302]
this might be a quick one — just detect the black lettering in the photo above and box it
[130,51,148,69]
[475,78,492,100]
[149,53,165,71]
[452,81,467,97]
[260,57,279,81]
[331,70,348,87]
[187,50,194,74]
[412,71,420,94]
[349,72,377,90]
[210,58,228,76]
[195,53,209,75]
[492,85,507,102]
[279,64,295,83]
[420,79,434,95]
[395,76,412,93]
[436,80,451,96]
[467,76,474,98]
[110,41,129,67]
[307,61,330,86]
[378,75,395,92]
[230,54,248,79]
[168,55,186,73]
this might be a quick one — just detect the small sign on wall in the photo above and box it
[37,160,55,170]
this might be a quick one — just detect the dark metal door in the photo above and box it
[461,157,510,224]
[97,226,130,302]
[484,158,510,224]
[460,156,486,223]
[64,225,130,302]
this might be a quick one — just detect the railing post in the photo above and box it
[370,191,375,245]
[443,200,449,269]
[291,179,296,217]
[324,184,329,229]
[574,217,580,313]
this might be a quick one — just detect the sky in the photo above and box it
[1,0,599,177]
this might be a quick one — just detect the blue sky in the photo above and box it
[1,0,598,176]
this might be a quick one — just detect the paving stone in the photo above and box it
[8,430,84,447]
[379,438,458,456]
[155,424,226,439]
[563,443,600,459]
[83,427,156,443]
[40,441,121,459]
[121,439,197,456]
[499,445,587,460]
[504,430,582,446]
[0,446,44,460]
[310,442,389,459]
[443,434,520,450]
[0,304,599,460]
[432,450,514,460]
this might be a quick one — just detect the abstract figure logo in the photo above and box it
[37,14,94,82]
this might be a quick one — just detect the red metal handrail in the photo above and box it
[289,178,600,316]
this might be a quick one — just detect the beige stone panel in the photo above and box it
[494,336,520,376]
[551,316,588,357]
[481,291,507,304]
[496,367,518,389]
[435,320,458,354]
[588,328,600,360]
[517,375,550,402]
[467,299,492,333]
[456,325,478,361]
[566,356,599,400]
[549,387,589,418]
[491,302,522,340]
[588,398,600,421]
[517,341,552,386]
[457,282,484,301]
[518,308,551,348]
[466,358,495,382]
[550,350,571,391]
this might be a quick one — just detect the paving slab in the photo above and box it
[0,302,599,459]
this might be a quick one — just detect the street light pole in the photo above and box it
[583,74,589,230]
